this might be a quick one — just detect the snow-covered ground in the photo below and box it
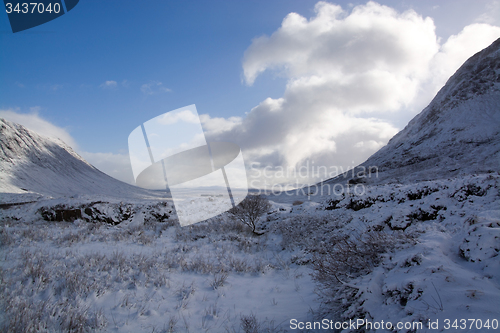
[308,173,500,332]
[1,172,499,332]
[0,199,316,332]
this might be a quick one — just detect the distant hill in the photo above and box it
[0,118,164,202]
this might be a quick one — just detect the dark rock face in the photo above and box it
[38,201,172,225]
[39,207,82,222]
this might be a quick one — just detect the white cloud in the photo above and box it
[206,1,500,188]
[200,114,242,134]
[141,81,172,95]
[429,23,500,92]
[158,109,199,125]
[0,108,78,149]
[100,80,118,89]
[243,1,438,91]
[475,0,500,25]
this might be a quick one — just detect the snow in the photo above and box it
[0,208,318,332]
[1,39,499,333]
[1,173,498,332]
[310,173,500,332]
[0,117,167,201]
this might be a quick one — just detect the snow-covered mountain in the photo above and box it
[0,118,164,203]
[3,40,499,203]
[0,40,499,333]
[324,38,500,186]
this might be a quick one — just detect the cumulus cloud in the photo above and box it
[0,108,78,149]
[100,80,118,89]
[158,109,199,125]
[475,0,500,25]
[428,23,500,92]
[199,114,242,134]
[243,1,438,92]
[203,1,500,188]
[141,81,172,95]
[0,109,135,185]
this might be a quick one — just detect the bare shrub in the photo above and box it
[236,314,287,333]
[166,315,178,332]
[313,232,396,286]
[136,231,155,245]
[227,256,251,273]
[184,255,218,274]
[277,215,345,250]
[153,272,169,288]
[21,225,49,242]
[55,230,86,246]
[21,250,51,285]
[235,237,262,253]
[228,195,271,235]
[0,226,14,247]
[312,230,415,317]
[109,250,127,270]
[203,301,220,325]
[175,281,196,309]
[240,313,260,333]
[210,271,228,290]
[1,293,107,332]
[292,200,303,206]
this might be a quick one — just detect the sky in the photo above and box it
[1,0,500,189]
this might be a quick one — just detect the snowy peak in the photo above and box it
[433,37,500,111]
[403,37,500,139]
[357,38,500,184]
[0,118,93,171]
[0,118,162,201]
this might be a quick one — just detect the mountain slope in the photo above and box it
[0,118,164,202]
[324,38,500,186]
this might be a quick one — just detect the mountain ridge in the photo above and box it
[323,38,500,186]
[0,118,165,202]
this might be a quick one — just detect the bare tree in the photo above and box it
[228,194,271,235]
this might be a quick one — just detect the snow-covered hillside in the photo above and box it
[322,38,500,187]
[309,174,500,331]
[0,118,166,203]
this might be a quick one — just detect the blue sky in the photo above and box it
[1,0,500,187]
[1,0,318,152]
